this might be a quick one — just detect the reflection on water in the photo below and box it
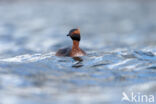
[72,57,83,68]
[0,0,156,104]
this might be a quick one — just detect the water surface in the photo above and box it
[0,1,156,104]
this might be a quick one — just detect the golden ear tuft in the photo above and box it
[74,28,80,34]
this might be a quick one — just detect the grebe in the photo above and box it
[56,29,86,57]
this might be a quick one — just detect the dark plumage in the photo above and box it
[56,47,71,56]
[56,29,86,57]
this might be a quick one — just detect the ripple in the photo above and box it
[0,52,55,63]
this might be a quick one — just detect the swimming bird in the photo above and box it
[56,29,86,57]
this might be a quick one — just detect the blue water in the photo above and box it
[0,1,156,104]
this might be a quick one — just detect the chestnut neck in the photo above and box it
[72,40,80,49]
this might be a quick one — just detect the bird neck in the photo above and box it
[72,40,80,49]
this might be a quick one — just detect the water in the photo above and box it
[0,1,156,104]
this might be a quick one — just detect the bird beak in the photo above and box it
[67,34,70,36]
